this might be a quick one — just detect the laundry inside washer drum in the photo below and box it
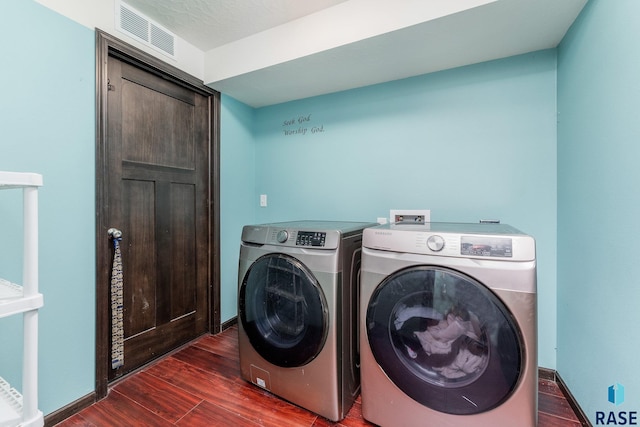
[366,266,523,415]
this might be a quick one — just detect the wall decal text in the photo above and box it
[282,114,325,136]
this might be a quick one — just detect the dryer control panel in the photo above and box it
[296,231,326,247]
[271,229,333,247]
[241,220,377,250]
[363,222,535,261]
[242,226,341,249]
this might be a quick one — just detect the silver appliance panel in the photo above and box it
[242,220,378,249]
[363,222,535,261]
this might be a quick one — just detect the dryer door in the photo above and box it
[366,266,523,415]
[239,253,329,367]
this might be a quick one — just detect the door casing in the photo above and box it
[95,29,221,399]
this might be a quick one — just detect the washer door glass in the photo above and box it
[366,266,523,415]
[240,253,329,367]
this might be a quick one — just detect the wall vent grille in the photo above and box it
[150,24,175,57]
[116,1,176,58]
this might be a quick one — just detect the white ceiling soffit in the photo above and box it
[124,0,587,107]
[204,0,586,107]
[122,0,351,51]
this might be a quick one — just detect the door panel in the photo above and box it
[122,178,156,335]
[169,183,197,319]
[105,55,210,381]
[239,253,329,368]
[121,74,195,169]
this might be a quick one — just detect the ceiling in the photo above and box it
[123,0,587,107]
[123,0,351,51]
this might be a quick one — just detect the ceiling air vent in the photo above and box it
[116,1,176,58]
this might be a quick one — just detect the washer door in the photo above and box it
[239,253,329,367]
[366,266,523,415]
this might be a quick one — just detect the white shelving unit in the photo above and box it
[0,172,44,427]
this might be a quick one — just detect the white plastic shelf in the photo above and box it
[0,377,22,427]
[0,279,44,319]
[0,171,44,427]
[0,376,42,427]
[0,172,43,189]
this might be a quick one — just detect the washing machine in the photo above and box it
[360,222,537,427]
[238,220,377,421]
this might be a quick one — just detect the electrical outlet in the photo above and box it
[260,194,267,207]
[390,209,430,224]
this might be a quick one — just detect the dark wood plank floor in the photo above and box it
[54,325,583,426]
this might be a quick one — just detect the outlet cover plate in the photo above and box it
[390,209,431,224]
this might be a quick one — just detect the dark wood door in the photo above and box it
[103,54,211,381]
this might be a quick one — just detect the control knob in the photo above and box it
[427,235,445,252]
[276,230,289,243]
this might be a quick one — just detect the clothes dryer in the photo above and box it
[238,220,376,421]
[360,222,537,427]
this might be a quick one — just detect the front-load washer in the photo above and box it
[238,220,377,421]
[360,222,537,427]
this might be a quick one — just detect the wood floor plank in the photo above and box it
[538,411,583,427]
[113,371,202,423]
[53,327,586,427]
[53,414,97,427]
[205,376,320,427]
[192,328,239,361]
[539,378,564,397]
[145,356,245,399]
[539,389,581,422]
[145,356,318,426]
[171,345,240,381]
[73,389,174,427]
[176,400,262,426]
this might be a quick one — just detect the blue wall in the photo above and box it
[252,51,558,369]
[0,0,95,416]
[5,0,633,422]
[558,0,640,422]
[220,95,255,322]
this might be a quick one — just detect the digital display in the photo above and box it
[296,231,326,247]
[460,236,512,257]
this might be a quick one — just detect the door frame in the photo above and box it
[94,29,221,399]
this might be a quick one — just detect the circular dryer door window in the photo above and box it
[240,253,329,367]
[366,266,524,415]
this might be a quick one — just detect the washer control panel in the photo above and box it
[419,234,513,257]
[460,236,513,258]
[363,223,535,261]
